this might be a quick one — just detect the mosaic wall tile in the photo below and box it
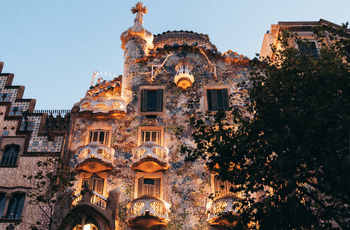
[22,116,63,152]
[0,88,18,103]
[0,76,7,90]
[9,101,30,115]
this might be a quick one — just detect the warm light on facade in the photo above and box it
[174,59,194,89]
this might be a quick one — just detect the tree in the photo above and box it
[24,158,76,230]
[183,23,350,229]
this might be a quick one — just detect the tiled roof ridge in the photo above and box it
[154,30,210,40]
[153,30,213,51]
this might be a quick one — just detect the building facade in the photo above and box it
[2,3,346,230]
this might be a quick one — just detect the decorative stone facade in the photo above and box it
[8,3,345,230]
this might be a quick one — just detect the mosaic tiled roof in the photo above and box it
[153,31,214,50]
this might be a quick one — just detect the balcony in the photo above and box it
[131,141,169,173]
[61,188,119,230]
[76,142,115,172]
[72,190,107,210]
[126,195,170,229]
[207,194,241,227]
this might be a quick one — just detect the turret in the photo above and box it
[120,2,154,103]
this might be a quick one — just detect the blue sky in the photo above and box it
[1,0,349,110]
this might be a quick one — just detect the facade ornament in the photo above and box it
[120,2,154,53]
[174,58,194,89]
[131,2,148,28]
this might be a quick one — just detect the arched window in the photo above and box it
[0,144,20,166]
[6,192,25,219]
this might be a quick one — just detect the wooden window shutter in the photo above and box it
[95,178,104,195]
[154,178,160,198]
[138,178,143,197]
[222,88,229,110]
[156,89,163,112]
[207,90,219,111]
[141,89,148,112]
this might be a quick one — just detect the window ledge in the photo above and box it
[0,165,18,168]
[0,218,22,223]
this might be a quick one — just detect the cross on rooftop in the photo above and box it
[131,2,148,27]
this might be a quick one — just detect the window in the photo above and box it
[137,178,161,198]
[89,130,109,146]
[138,126,163,146]
[0,192,6,217]
[0,144,20,166]
[298,41,319,57]
[0,192,25,220]
[141,130,161,144]
[140,87,164,114]
[82,174,104,195]
[206,88,229,111]
[214,179,233,197]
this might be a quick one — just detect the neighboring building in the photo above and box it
[0,62,71,229]
[260,19,350,61]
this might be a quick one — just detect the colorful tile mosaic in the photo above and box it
[0,88,18,103]
[0,76,7,90]
[22,116,63,153]
[9,102,30,115]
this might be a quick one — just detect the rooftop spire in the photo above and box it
[120,2,153,52]
[131,2,148,27]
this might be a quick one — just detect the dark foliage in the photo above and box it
[183,23,350,229]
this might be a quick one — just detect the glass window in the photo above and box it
[1,145,20,166]
[214,179,233,197]
[89,130,109,146]
[299,41,319,57]
[140,130,161,144]
[6,192,25,219]
[0,192,6,217]
[82,175,104,195]
[141,89,163,112]
[137,178,160,198]
[207,89,229,111]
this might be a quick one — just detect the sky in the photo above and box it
[1,0,349,110]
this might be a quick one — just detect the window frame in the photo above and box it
[135,173,164,199]
[79,172,107,197]
[295,39,320,57]
[138,126,164,146]
[139,86,166,115]
[203,85,230,112]
[0,137,25,168]
[0,144,20,167]
[211,175,234,198]
[85,126,112,147]
[0,188,28,222]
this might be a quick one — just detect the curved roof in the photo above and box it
[153,31,214,50]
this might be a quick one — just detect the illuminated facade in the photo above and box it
[3,3,343,230]
[260,19,339,60]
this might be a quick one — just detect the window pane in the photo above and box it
[217,90,223,109]
[141,130,161,145]
[1,145,19,166]
[0,193,6,217]
[147,90,157,111]
[7,193,25,219]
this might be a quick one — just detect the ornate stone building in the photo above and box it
[5,3,344,230]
